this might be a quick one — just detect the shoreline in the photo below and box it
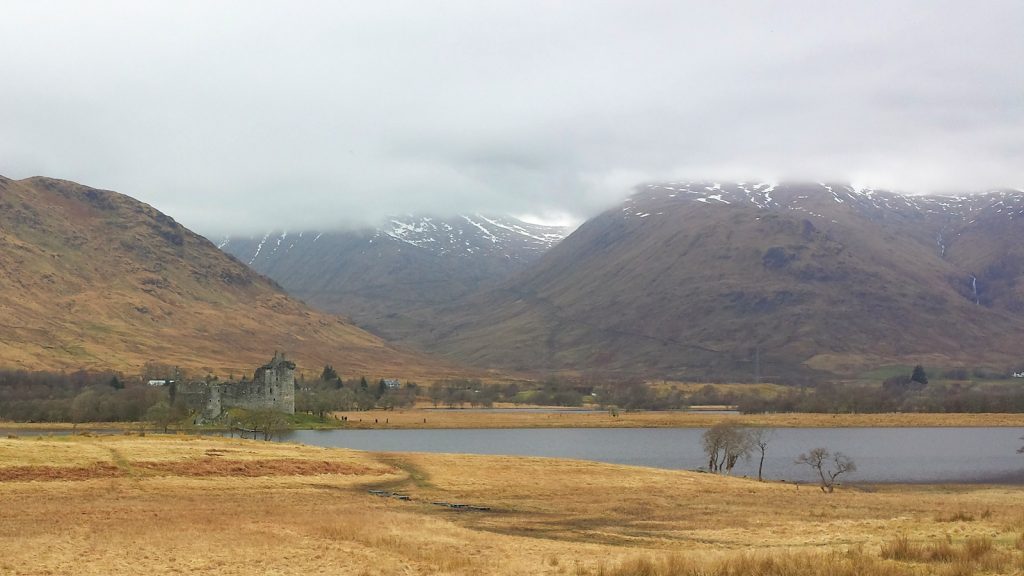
[327,410,1024,429]
[5,410,1024,431]
[1,431,1021,487]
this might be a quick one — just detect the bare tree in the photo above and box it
[145,401,174,433]
[701,422,753,474]
[240,409,289,441]
[749,428,774,482]
[796,447,856,493]
[702,423,727,472]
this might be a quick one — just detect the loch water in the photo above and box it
[280,426,1024,484]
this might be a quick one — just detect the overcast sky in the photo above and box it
[2,1,1022,234]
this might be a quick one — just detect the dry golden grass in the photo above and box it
[648,380,792,397]
[8,411,1024,432]
[0,435,1022,575]
[595,544,1024,576]
[333,409,1024,429]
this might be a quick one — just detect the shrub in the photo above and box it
[962,536,992,561]
[880,533,923,561]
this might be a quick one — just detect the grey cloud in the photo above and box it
[0,1,1021,235]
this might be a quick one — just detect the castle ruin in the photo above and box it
[171,352,296,423]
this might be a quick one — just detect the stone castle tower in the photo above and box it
[172,352,296,423]
[248,351,296,414]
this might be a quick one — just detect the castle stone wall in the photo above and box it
[171,352,295,423]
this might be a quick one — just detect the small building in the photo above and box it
[147,379,172,387]
[382,378,401,389]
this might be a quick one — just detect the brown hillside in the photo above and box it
[412,182,1024,379]
[0,176,463,379]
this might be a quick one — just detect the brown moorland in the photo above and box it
[410,183,1024,380]
[5,410,1024,430]
[0,175,470,380]
[330,409,1024,429]
[0,435,1022,575]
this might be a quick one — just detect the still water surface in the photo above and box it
[281,427,1024,484]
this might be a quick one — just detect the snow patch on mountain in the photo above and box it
[629,182,1024,223]
[218,214,572,266]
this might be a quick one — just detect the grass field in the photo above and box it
[1,435,1022,575]
[649,381,792,397]
[331,409,1024,429]
[5,411,1024,432]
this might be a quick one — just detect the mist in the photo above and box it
[1,1,1021,234]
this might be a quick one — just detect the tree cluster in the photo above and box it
[224,408,289,441]
[144,401,187,433]
[881,365,929,395]
[702,422,751,474]
[425,378,593,408]
[428,379,498,408]
[593,382,743,411]
[0,369,163,423]
[700,423,774,481]
[529,378,585,407]
[737,376,1024,414]
[295,370,418,419]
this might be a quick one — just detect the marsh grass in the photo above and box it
[1,436,1023,576]
[935,510,976,522]
[595,550,912,576]
[876,532,1019,575]
[599,537,1023,576]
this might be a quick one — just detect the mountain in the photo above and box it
[217,215,571,340]
[0,176,464,379]
[408,181,1024,380]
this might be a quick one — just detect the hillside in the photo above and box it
[411,182,1024,380]
[0,176,464,379]
[217,215,570,340]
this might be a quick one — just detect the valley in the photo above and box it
[4,5,1022,575]
[3,176,1024,576]
[217,214,571,342]
[7,173,1024,385]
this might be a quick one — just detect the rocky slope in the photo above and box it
[0,176,464,379]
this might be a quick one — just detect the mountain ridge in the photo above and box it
[398,181,1024,379]
[0,175,467,379]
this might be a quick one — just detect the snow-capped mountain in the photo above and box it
[381,214,568,258]
[220,214,569,268]
[216,214,572,341]
[626,181,1024,224]
[405,182,1024,380]
[217,183,1024,380]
